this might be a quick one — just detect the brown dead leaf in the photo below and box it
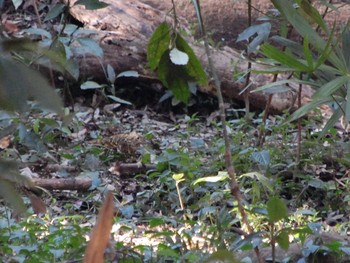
[83,192,115,263]
[0,135,11,149]
[27,192,47,214]
[2,20,19,33]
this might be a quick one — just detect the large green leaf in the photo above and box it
[271,0,345,71]
[0,58,63,114]
[0,180,26,213]
[147,22,171,70]
[236,22,271,53]
[0,160,32,185]
[319,104,343,138]
[2,38,79,80]
[298,0,328,33]
[175,34,208,85]
[270,36,304,56]
[261,43,310,72]
[303,37,314,69]
[342,28,350,69]
[267,196,288,223]
[193,171,228,185]
[44,4,66,21]
[253,79,314,93]
[287,96,333,123]
[276,230,290,250]
[0,160,33,214]
[313,76,350,99]
[157,51,191,103]
[346,82,350,124]
[251,150,270,168]
[76,38,104,58]
[204,250,242,263]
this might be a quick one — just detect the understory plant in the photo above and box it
[255,0,350,137]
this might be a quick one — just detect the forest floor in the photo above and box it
[1,1,350,262]
[143,0,350,49]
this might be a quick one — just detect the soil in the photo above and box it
[142,0,350,49]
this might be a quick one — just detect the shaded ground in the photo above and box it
[143,0,350,49]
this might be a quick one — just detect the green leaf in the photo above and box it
[261,43,310,72]
[253,79,312,93]
[272,0,324,49]
[271,0,345,70]
[18,124,47,152]
[157,244,179,259]
[299,0,329,33]
[172,173,185,181]
[251,150,270,168]
[175,35,208,85]
[346,82,350,124]
[76,38,103,58]
[267,196,288,222]
[2,38,79,79]
[236,22,271,53]
[193,171,228,185]
[147,22,171,70]
[169,75,191,103]
[0,180,26,213]
[303,37,314,69]
[22,28,52,39]
[253,66,302,74]
[149,217,165,228]
[276,230,290,250]
[74,0,108,10]
[204,249,242,263]
[270,36,304,56]
[286,96,333,123]
[106,64,116,83]
[308,178,326,189]
[319,105,343,138]
[342,28,350,69]
[314,23,337,69]
[80,81,104,90]
[0,160,32,186]
[0,160,32,214]
[158,51,191,103]
[116,70,139,78]
[313,76,350,99]
[44,3,66,21]
[0,58,63,114]
[239,172,273,193]
[107,95,132,105]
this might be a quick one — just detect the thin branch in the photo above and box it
[192,1,264,262]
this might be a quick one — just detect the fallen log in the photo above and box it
[64,0,300,113]
[32,163,155,191]
[33,178,92,191]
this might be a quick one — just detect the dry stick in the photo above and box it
[257,77,276,147]
[296,75,303,164]
[243,0,252,119]
[257,24,294,147]
[197,6,264,263]
[315,0,332,34]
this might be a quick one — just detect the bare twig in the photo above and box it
[192,1,264,262]
[243,0,252,119]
